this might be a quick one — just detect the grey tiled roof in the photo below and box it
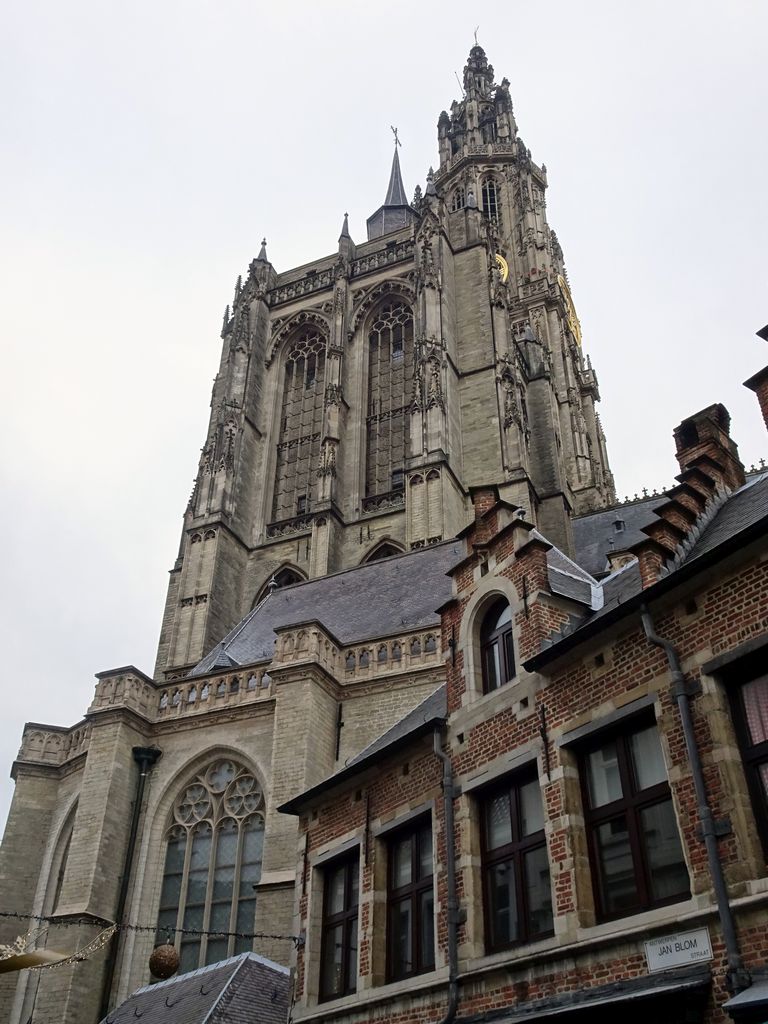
[100,952,290,1024]
[572,497,666,577]
[191,541,463,677]
[280,685,446,814]
[530,472,768,666]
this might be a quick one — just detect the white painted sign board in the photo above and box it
[644,927,713,973]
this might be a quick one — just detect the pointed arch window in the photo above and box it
[366,302,414,497]
[450,186,465,212]
[272,331,327,522]
[155,759,265,973]
[482,178,500,225]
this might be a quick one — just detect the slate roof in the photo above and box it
[191,541,463,677]
[100,952,290,1024]
[572,496,666,577]
[528,471,768,668]
[280,684,446,814]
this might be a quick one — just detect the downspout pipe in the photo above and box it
[640,607,749,995]
[98,745,162,1021]
[434,727,459,1024]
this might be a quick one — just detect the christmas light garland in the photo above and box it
[0,909,302,947]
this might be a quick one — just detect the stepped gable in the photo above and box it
[98,951,290,1024]
[190,541,463,676]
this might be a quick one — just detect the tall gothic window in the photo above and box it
[156,759,265,973]
[450,186,465,212]
[272,330,327,521]
[366,302,414,497]
[482,178,500,225]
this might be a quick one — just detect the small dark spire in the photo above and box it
[257,238,268,262]
[384,147,409,207]
[338,212,350,240]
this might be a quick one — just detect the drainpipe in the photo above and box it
[433,728,459,1024]
[98,746,162,1021]
[640,607,749,995]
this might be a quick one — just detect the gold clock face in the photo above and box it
[495,253,509,283]
[557,274,582,346]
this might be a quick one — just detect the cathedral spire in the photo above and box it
[338,212,350,241]
[257,238,269,263]
[383,145,408,207]
[366,131,416,241]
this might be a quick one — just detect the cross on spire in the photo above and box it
[390,125,401,148]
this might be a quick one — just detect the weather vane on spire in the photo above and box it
[390,125,401,148]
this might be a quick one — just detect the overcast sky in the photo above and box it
[1,0,766,830]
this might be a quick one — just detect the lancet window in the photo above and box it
[482,178,500,225]
[365,302,414,497]
[272,330,327,521]
[155,759,265,973]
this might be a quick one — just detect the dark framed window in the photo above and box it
[730,672,768,856]
[387,819,434,981]
[581,719,689,921]
[320,854,359,1000]
[481,178,499,224]
[482,771,553,951]
[481,599,515,693]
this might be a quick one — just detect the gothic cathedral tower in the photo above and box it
[154,44,615,680]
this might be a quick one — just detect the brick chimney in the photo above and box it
[744,365,768,431]
[673,404,746,491]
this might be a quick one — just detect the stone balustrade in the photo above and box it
[16,721,90,767]
[155,668,275,717]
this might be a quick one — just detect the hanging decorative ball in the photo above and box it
[148,943,179,980]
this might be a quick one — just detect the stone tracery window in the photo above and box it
[450,186,465,212]
[482,178,500,225]
[366,302,414,497]
[155,759,265,973]
[272,330,327,521]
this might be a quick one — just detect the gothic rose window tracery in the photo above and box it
[155,758,265,973]
[366,302,414,497]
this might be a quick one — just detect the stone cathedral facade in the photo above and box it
[155,42,614,681]
[0,44,634,1024]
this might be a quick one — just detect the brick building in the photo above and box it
[281,400,768,1024]
[0,41,766,1024]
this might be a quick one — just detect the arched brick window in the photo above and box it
[155,759,265,972]
[480,598,515,693]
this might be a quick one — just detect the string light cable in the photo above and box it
[0,913,303,950]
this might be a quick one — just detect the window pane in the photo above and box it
[392,837,412,888]
[485,642,501,691]
[593,815,638,915]
[503,631,515,682]
[520,780,544,836]
[349,861,359,906]
[524,846,553,935]
[487,859,518,947]
[630,726,666,791]
[419,887,435,969]
[239,819,264,896]
[326,864,347,915]
[206,938,227,964]
[212,824,237,902]
[389,898,413,978]
[321,924,344,997]
[209,901,230,932]
[743,677,768,745]
[486,793,513,850]
[234,898,255,953]
[418,828,433,880]
[180,940,200,973]
[640,800,689,901]
[345,918,358,993]
[586,741,623,807]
